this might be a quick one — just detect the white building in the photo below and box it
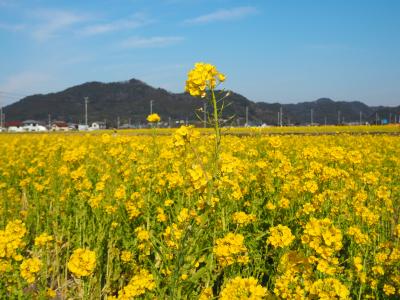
[21,120,47,132]
[89,122,106,130]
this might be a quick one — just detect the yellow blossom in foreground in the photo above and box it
[146,113,160,123]
[20,257,42,283]
[267,225,295,248]
[302,218,342,259]
[116,269,155,300]
[309,278,349,299]
[220,277,268,300]
[67,248,96,277]
[0,219,26,259]
[185,62,225,98]
[213,233,249,267]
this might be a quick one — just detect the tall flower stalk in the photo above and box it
[185,62,226,163]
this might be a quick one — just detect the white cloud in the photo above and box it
[120,36,184,48]
[184,6,257,24]
[80,13,153,36]
[30,9,88,41]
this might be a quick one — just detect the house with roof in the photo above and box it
[51,121,69,131]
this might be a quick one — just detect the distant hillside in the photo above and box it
[3,79,400,127]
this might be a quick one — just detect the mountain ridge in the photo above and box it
[3,78,400,126]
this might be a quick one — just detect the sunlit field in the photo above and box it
[0,127,399,299]
[92,124,400,136]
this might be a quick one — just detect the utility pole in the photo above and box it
[277,111,280,126]
[117,116,120,129]
[389,113,392,124]
[359,111,362,125]
[48,113,51,129]
[150,100,153,114]
[324,116,327,126]
[84,97,89,127]
[376,112,379,125]
[168,116,171,128]
[245,106,249,126]
[280,106,283,127]
[310,108,314,125]
[204,102,207,128]
[338,111,341,125]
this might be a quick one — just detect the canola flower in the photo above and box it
[0,220,26,259]
[185,62,227,157]
[232,211,256,226]
[67,248,96,277]
[213,233,249,267]
[20,257,42,283]
[34,232,53,247]
[185,62,225,98]
[267,224,295,248]
[220,277,268,300]
[146,113,161,123]
[114,269,155,299]
[308,278,350,299]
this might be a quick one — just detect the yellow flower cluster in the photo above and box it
[185,62,225,98]
[0,220,26,259]
[232,211,256,226]
[213,233,249,267]
[67,248,96,277]
[267,224,295,248]
[308,278,350,299]
[120,251,133,263]
[146,113,161,123]
[34,232,54,247]
[302,218,342,259]
[347,226,369,245]
[115,269,155,300]
[173,125,200,147]
[163,223,183,249]
[20,257,42,283]
[220,277,268,300]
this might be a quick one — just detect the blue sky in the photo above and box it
[0,0,399,106]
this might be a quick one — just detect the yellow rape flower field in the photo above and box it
[0,129,400,299]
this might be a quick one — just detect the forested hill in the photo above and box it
[3,78,399,126]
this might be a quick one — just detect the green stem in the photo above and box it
[211,89,220,163]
